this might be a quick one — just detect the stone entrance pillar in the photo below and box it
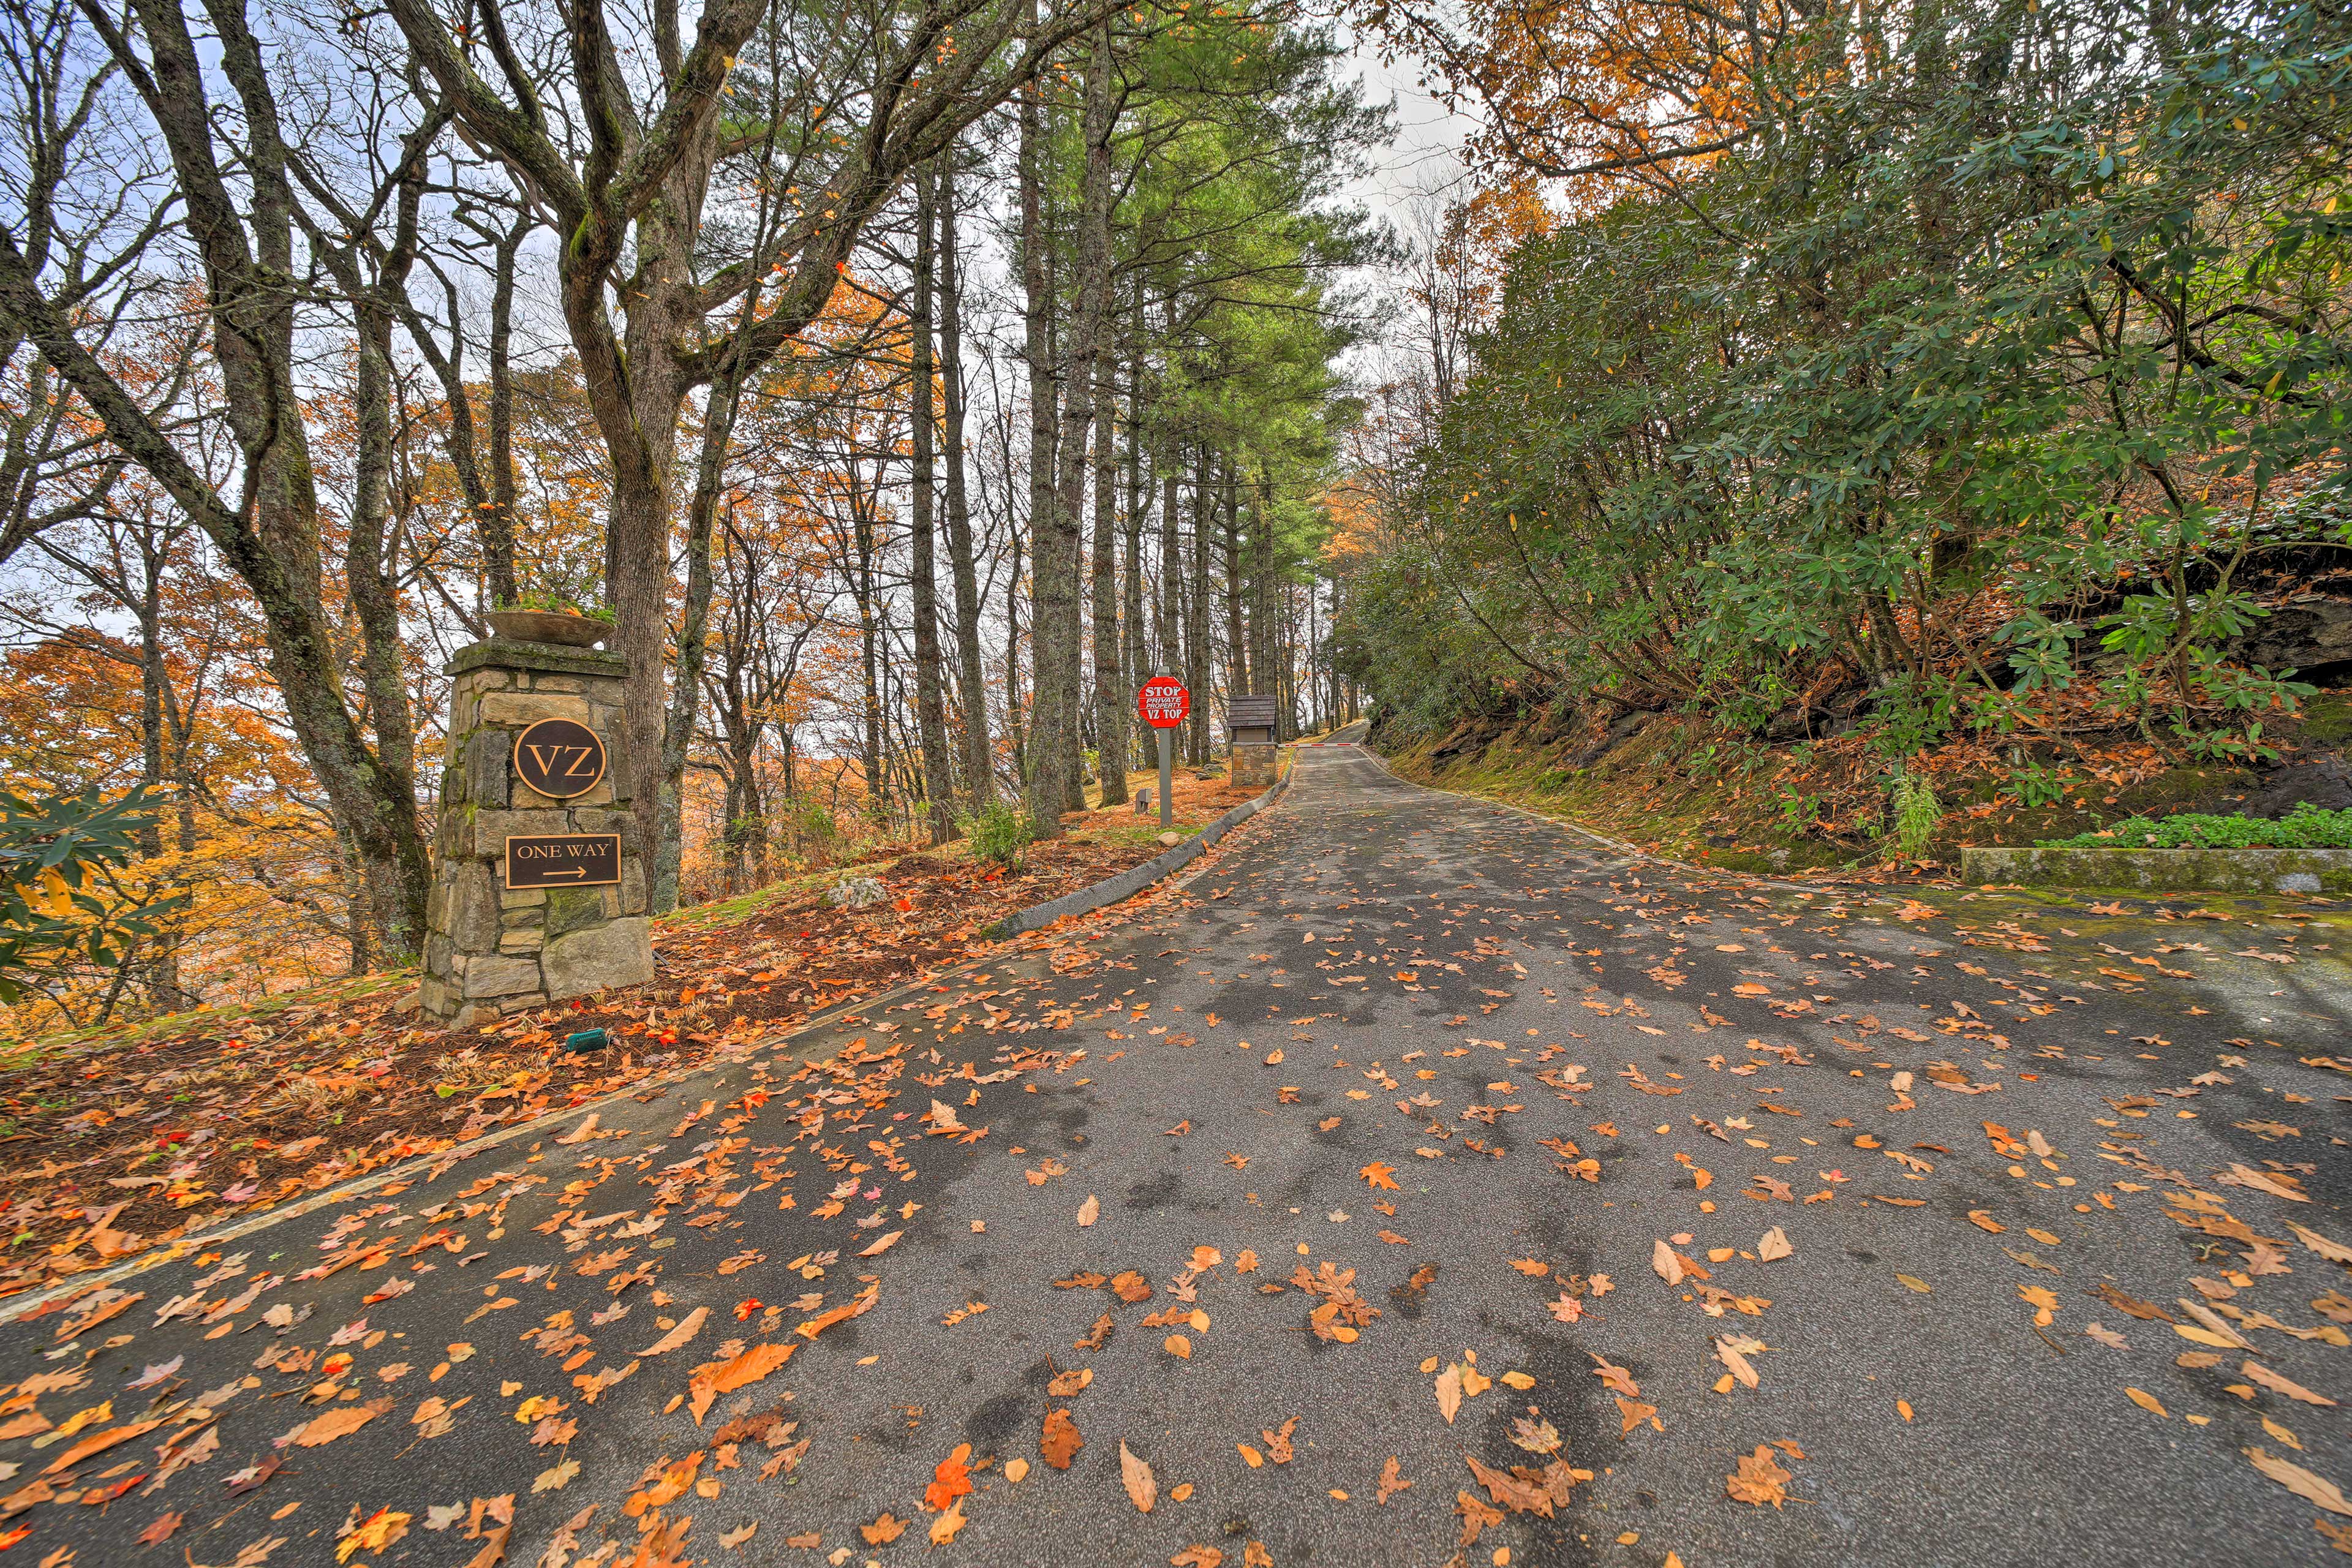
[420,637,654,1028]
[1227,693,1279,788]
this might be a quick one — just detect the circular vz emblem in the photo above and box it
[513,718,608,799]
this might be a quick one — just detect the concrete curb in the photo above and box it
[977,762,1295,940]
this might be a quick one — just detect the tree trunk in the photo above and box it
[910,163,956,843]
[1090,333,1128,805]
[1049,24,1114,818]
[481,213,525,606]
[1120,341,1149,771]
[1222,458,1248,699]
[1186,443,1212,764]
[1018,13,1068,831]
[655,364,742,911]
[936,156,995,809]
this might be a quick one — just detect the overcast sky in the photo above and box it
[1335,25,1480,220]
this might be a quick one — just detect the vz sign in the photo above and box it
[512,718,608,799]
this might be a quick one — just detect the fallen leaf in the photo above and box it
[861,1513,908,1545]
[335,1507,410,1564]
[1509,1259,1549,1277]
[1435,1365,1463,1424]
[2248,1446,2352,1516]
[856,1231,903,1257]
[637,1308,708,1357]
[688,1342,794,1425]
[1048,1367,1093,1396]
[1376,1456,1409,1505]
[1120,1441,1157,1513]
[1510,1416,1562,1455]
[533,1459,579,1493]
[1589,1355,1639,1398]
[1077,1195,1100,1228]
[1041,1408,1083,1469]
[2126,1387,2168,1418]
[1359,1162,1400,1191]
[2245,1360,2339,1408]
[925,1443,974,1511]
[295,1399,391,1448]
[1727,1445,1793,1507]
[1757,1227,1792,1262]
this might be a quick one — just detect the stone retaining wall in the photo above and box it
[1959,846,2352,897]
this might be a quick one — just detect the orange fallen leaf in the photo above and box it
[861,1512,908,1545]
[689,1341,795,1424]
[1120,1441,1157,1512]
[1042,1408,1083,1469]
[925,1443,974,1511]
[1727,1444,1793,1507]
[1359,1162,1400,1191]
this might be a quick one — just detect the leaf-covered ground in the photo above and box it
[0,775,1266,1305]
[4,744,2351,1567]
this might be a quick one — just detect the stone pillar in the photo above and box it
[420,638,654,1028]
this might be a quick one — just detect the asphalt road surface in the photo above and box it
[9,739,2352,1568]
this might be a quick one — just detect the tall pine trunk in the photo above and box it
[937,157,995,809]
[1054,26,1115,813]
[910,165,956,843]
[1185,443,1212,764]
[1090,330,1128,805]
[1018,10,1076,834]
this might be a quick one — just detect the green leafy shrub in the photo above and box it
[2039,804,2352,851]
[1890,772,1941,862]
[0,786,181,1004]
[499,587,614,623]
[960,799,1035,869]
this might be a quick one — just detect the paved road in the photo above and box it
[9,741,2352,1568]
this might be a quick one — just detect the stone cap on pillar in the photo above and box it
[447,637,628,681]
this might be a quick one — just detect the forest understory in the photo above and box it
[1374,655,2352,881]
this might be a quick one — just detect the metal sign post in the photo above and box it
[1156,728,1173,827]
[1136,675,1190,830]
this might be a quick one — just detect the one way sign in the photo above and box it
[504,832,621,890]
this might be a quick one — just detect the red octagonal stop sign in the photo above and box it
[1137,676,1189,728]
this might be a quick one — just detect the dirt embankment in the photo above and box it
[1369,692,2352,879]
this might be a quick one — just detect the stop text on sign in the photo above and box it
[1137,677,1190,728]
[504,832,621,890]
